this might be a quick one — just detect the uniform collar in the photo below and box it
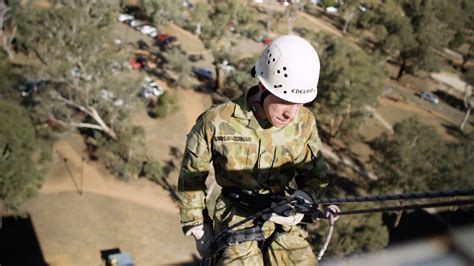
[232,86,261,129]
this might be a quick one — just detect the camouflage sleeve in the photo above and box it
[294,114,329,201]
[177,112,213,234]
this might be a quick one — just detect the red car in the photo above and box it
[155,34,177,46]
[262,37,273,45]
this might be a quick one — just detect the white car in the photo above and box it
[118,14,134,23]
[129,19,145,29]
[138,78,163,98]
[140,25,158,38]
[325,6,338,14]
[420,91,439,104]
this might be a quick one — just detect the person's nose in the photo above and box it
[282,105,300,119]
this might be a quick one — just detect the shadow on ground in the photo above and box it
[1,215,48,266]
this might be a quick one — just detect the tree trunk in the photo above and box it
[2,24,16,59]
[55,95,118,139]
[462,44,472,67]
[214,62,220,92]
[460,88,473,131]
[333,103,351,138]
[329,117,335,141]
[459,107,471,131]
[195,22,201,36]
[396,59,406,81]
[342,9,355,34]
[0,1,10,37]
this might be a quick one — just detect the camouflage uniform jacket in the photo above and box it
[178,88,328,233]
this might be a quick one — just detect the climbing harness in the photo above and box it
[202,188,474,264]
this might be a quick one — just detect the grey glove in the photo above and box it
[185,224,214,257]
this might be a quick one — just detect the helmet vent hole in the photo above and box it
[283,67,287,71]
[277,70,280,74]
[284,74,288,78]
[274,84,283,88]
[283,90,287,94]
[261,71,263,75]
[272,58,275,62]
[267,60,270,64]
[269,54,272,57]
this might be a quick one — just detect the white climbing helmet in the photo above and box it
[255,35,320,104]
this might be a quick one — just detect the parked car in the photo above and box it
[139,25,158,38]
[218,60,235,73]
[138,77,163,98]
[18,79,45,97]
[128,19,145,29]
[255,34,272,44]
[325,6,338,14]
[118,14,134,23]
[155,34,177,46]
[420,91,439,104]
[192,67,214,82]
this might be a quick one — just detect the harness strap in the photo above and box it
[212,219,266,259]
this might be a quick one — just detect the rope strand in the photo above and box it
[336,199,474,216]
[314,189,474,205]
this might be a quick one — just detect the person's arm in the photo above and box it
[294,114,329,201]
[177,113,213,234]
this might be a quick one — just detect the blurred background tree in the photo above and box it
[0,101,45,211]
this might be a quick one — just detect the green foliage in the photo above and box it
[309,206,388,258]
[221,70,254,99]
[190,0,257,47]
[163,47,193,88]
[0,101,44,210]
[92,126,146,182]
[213,50,257,99]
[0,52,21,101]
[359,0,458,78]
[15,0,139,136]
[141,160,167,186]
[463,67,474,87]
[315,36,386,138]
[370,118,474,194]
[139,0,182,26]
[150,91,179,119]
[308,180,389,258]
[321,0,337,7]
[448,31,464,50]
[429,133,474,190]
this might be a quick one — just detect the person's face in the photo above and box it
[263,93,303,128]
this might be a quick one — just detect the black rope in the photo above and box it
[337,199,474,216]
[314,189,474,205]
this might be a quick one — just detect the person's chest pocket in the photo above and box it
[265,145,296,188]
[213,141,259,172]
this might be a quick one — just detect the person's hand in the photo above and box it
[186,224,214,257]
[267,190,312,226]
[323,205,340,221]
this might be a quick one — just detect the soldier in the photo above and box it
[178,35,332,265]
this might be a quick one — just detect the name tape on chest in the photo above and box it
[214,135,252,142]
